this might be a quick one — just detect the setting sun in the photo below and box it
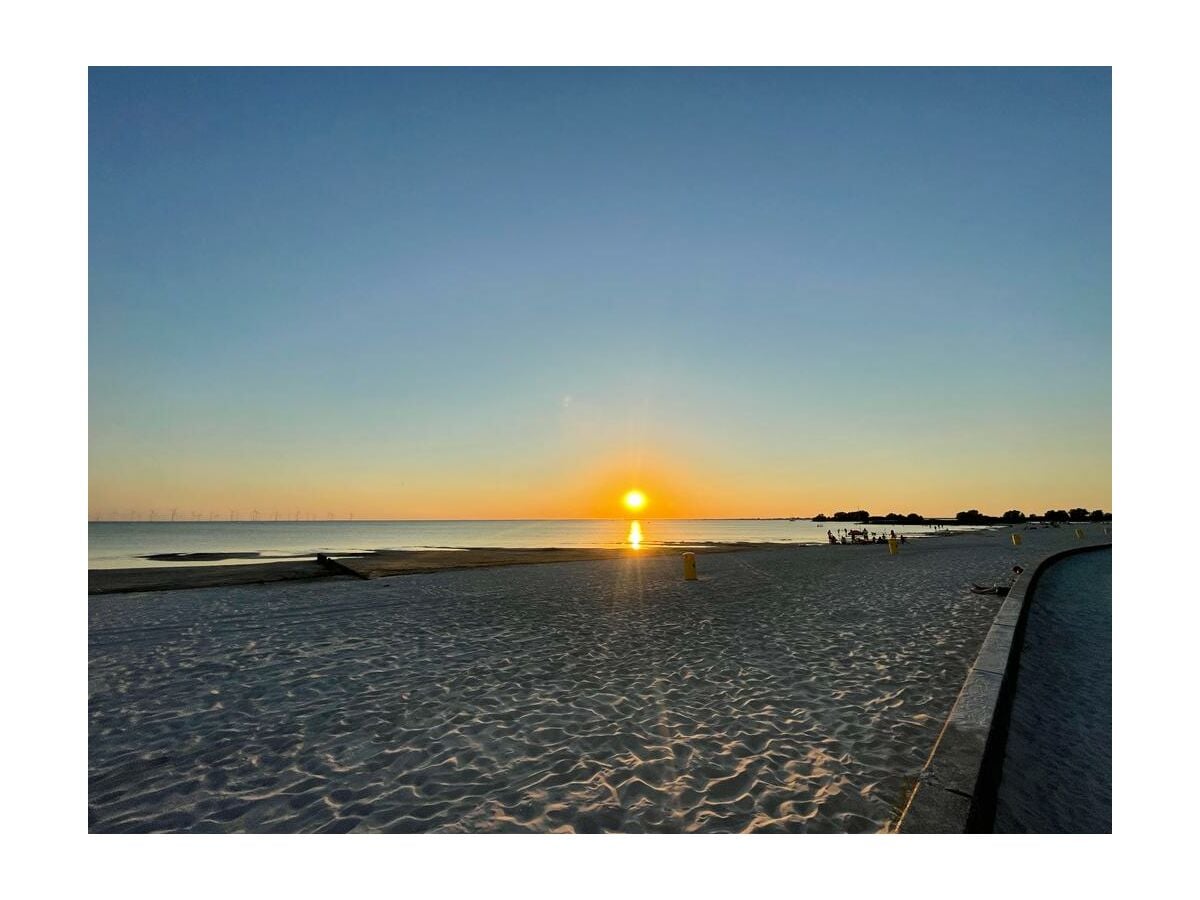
[622,490,647,512]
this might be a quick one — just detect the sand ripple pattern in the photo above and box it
[89,529,1100,832]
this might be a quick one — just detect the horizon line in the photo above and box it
[88,510,1111,524]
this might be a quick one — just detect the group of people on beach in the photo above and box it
[827,528,907,545]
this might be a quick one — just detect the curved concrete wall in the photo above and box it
[893,542,1112,833]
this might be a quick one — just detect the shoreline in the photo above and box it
[89,543,762,595]
[88,532,998,595]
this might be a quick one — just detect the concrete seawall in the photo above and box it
[894,541,1112,833]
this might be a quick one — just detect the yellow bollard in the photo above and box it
[888,538,899,555]
[682,552,698,581]
[1075,528,1085,539]
[1011,534,1022,546]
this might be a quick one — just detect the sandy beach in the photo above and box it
[88,526,1109,833]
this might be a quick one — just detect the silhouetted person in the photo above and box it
[971,565,1025,597]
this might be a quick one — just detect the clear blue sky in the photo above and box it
[89,67,1111,519]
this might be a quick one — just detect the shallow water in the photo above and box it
[88,519,959,568]
[992,548,1112,833]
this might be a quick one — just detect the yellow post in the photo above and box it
[1011,534,1022,546]
[682,552,697,581]
[887,538,899,555]
[1075,528,1085,539]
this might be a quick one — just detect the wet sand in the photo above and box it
[88,526,1109,833]
[88,560,338,594]
[89,545,749,595]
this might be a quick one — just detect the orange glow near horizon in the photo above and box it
[88,441,1111,521]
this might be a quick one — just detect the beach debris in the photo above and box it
[316,552,369,579]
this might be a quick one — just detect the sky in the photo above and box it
[89,67,1111,520]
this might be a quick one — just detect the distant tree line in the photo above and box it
[813,510,873,522]
[813,510,931,524]
[812,508,1111,524]
[954,508,1112,524]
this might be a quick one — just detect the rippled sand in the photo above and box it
[88,527,1105,832]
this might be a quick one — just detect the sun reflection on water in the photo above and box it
[627,520,643,550]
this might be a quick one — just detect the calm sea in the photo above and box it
[88,519,955,569]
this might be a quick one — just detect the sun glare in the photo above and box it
[622,490,647,512]
[627,520,643,549]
